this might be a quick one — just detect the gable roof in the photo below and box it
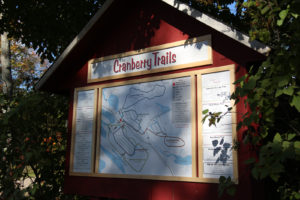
[35,0,270,91]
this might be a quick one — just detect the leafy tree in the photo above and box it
[1,39,48,92]
[0,40,88,199]
[183,0,251,32]
[202,0,300,199]
[0,0,105,61]
[9,40,49,91]
[0,0,105,197]
[0,92,65,199]
[231,0,300,199]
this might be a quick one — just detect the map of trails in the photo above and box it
[99,77,193,177]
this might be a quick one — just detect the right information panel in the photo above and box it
[198,66,237,180]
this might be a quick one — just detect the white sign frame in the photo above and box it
[70,65,238,184]
[197,65,238,183]
[95,71,198,182]
[69,86,98,175]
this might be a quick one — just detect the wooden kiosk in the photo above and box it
[36,0,269,199]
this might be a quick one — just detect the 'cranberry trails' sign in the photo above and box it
[88,35,212,82]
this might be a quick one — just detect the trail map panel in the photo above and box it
[98,77,193,177]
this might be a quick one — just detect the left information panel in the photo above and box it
[71,89,96,173]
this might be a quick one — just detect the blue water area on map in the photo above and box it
[102,90,107,100]
[101,146,125,173]
[102,110,115,123]
[166,154,192,165]
[99,159,106,172]
[108,94,119,111]
[155,103,170,114]
[174,155,192,165]
[100,122,107,138]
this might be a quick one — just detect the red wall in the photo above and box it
[63,1,265,199]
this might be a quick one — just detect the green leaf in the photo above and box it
[291,13,299,18]
[277,18,284,26]
[277,76,289,87]
[277,9,289,26]
[244,77,256,90]
[287,133,296,141]
[209,117,216,127]
[282,141,290,149]
[291,96,300,112]
[279,9,288,19]
[294,141,300,155]
[273,133,282,143]
[273,101,279,107]
[215,112,222,117]
[31,184,39,195]
[202,109,209,114]
[261,129,269,138]
[261,79,271,88]
[294,141,300,148]
[244,157,256,164]
[233,75,246,84]
[270,174,280,182]
[294,192,300,199]
[219,176,226,183]
[282,87,294,96]
[226,186,236,196]
[261,5,270,15]
[202,115,208,123]
[260,168,269,179]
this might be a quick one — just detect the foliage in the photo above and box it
[202,108,232,127]
[0,0,245,63]
[218,176,236,197]
[0,39,47,92]
[0,92,87,200]
[1,38,87,199]
[0,0,106,61]
[192,0,252,32]
[202,0,300,199]
[10,40,49,91]
[233,0,300,199]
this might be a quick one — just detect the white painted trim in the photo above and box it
[35,0,115,90]
[162,0,270,55]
